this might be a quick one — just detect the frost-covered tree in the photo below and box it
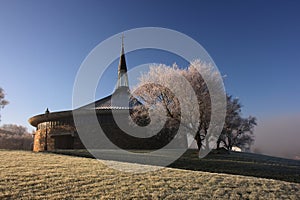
[131,61,256,152]
[131,60,224,151]
[0,87,9,122]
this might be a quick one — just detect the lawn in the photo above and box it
[0,150,299,199]
[51,148,300,183]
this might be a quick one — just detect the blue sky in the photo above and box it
[0,0,300,137]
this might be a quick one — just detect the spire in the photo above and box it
[116,33,129,90]
[121,33,125,55]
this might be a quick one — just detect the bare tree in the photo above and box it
[217,96,257,151]
[0,87,9,122]
[1,124,28,135]
[0,124,33,150]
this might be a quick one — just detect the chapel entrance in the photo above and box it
[54,135,74,149]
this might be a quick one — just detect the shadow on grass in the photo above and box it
[49,149,300,183]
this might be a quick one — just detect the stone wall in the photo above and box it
[33,129,52,152]
[33,126,80,152]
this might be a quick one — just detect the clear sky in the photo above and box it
[0,0,299,157]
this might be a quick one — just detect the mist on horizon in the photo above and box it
[252,114,300,160]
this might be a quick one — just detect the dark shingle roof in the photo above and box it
[79,86,141,110]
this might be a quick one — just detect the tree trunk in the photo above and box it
[194,132,202,150]
[228,135,232,151]
[217,139,221,149]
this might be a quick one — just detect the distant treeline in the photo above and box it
[0,125,33,150]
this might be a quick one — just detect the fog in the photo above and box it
[252,114,300,160]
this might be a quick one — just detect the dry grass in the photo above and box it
[52,149,300,183]
[0,150,299,199]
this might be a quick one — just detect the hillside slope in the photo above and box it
[51,149,300,183]
[0,150,299,199]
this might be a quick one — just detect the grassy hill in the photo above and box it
[51,149,300,183]
[0,150,299,199]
